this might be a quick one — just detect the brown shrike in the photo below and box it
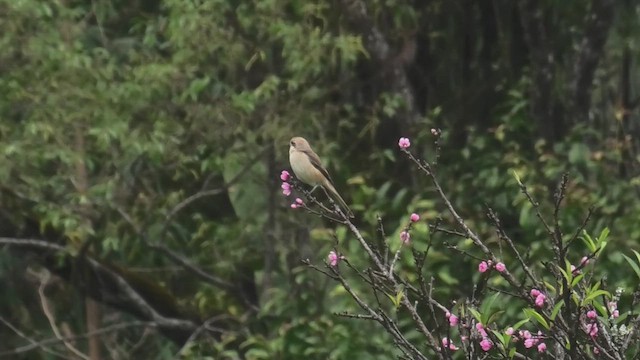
[289,137,354,218]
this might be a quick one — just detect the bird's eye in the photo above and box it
[290,140,295,146]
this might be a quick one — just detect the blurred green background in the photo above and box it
[0,0,639,358]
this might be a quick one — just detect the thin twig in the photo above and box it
[0,317,70,359]
[0,319,153,356]
[36,270,90,360]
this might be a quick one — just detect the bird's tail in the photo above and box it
[323,181,354,218]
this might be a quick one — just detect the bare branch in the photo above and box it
[0,317,70,359]
[0,237,199,343]
[0,318,152,357]
[35,269,90,360]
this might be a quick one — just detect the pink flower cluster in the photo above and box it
[530,289,546,308]
[399,213,421,245]
[281,170,305,209]
[476,323,493,351]
[508,329,547,353]
[584,322,598,338]
[580,302,618,340]
[478,260,506,273]
[441,337,459,351]
[398,137,411,149]
[400,231,411,245]
[290,197,304,209]
[327,251,344,267]
[445,311,459,327]
[281,170,292,196]
[608,301,619,318]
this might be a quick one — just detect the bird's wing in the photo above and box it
[302,148,335,186]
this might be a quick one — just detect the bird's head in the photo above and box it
[290,137,311,152]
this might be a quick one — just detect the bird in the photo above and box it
[289,137,354,218]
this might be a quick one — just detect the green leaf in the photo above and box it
[511,318,530,330]
[543,281,556,294]
[581,231,596,253]
[395,289,404,307]
[557,263,571,284]
[622,254,640,280]
[491,330,508,347]
[481,293,501,314]
[550,300,564,321]
[523,308,549,330]
[468,308,482,323]
[597,228,610,244]
[487,311,505,325]
[571,273,584,287]
[512,170,522,186]
[583,290,611,305]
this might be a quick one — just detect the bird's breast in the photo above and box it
[289,150,322,186]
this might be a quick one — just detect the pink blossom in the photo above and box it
[431,128,439,136]
[537,342,547,352]
[327,251,340,266]
[521,330,532,339]
[281,182,291,196]
[478,261,489,273]
[608,301,617,312]
[479,339,493,351]
[535,294,546,308]
[530,288,541,297]
[410,213,420,222]
[291,198,304,209]
[587,310,597,319]
[585,323,598,337]
[594,347,600,354]
[449,314,459,327]
[398,137,411,149]
[524,338,536,348]
[441,337,449,347]
[400,231,411,245]
[505,327,514,336]
[441,337,458,351]
[581,256,589,266]
[280,170,290,181]
[495,262,506,272]
[613,310,619,318]
[571,264,579,274]
[476,323,487,337]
